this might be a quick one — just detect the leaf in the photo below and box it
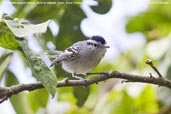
[3,18,51,38]
[27,89,49,112]
[135,85,158,113]
[94,90,134,114]
[91,0,112,14]
[58,87,77,104]
[73,87,90,107]
[94,86,158,114]
[55,4,86,50]
[20,41,57,97]
[111,91,134,114]
[166,65,171,80]
[26,4,64,22]
[5,70,19,86]
[126,4,171,39]
[5,70,33,114]
[0,22,20,50]
[25,0,82,22]
[0,52,12,80]
[1,14,57,97]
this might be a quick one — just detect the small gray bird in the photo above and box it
[50,36,110,80]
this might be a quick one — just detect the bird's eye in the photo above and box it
[93,44,97,47]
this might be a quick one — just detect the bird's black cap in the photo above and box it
[91,36,106,45]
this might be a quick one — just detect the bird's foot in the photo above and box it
[72,73,88,86]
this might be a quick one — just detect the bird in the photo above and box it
[50,35,110,80]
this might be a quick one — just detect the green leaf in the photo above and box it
[58,87,77,104]
[1,14,57,97]
[111,91,134,114]
[27,88,49,112]
[25,0,82,22]
[126,4,171,39]
[0,52,12,80]
[5,70,33,114]
[20,41,57,97]
[26,4,64,22]
[73,87,90,107]
[166,65,171,80]
[94,86,158,114]
[55,4,86,50]
[91,0,112,14]
[2,18,51,38]
[0,22,20,50]
[94,90,134,114]
[5,70,19,86]
[135,85,158,113]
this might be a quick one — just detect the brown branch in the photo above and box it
[155,105,171,114]
[1,71,171,104]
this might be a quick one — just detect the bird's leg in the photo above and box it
[72,73,85,80]
[72,73,87,86]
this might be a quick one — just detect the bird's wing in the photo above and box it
[50,46,80,67]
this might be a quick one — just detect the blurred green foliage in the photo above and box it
[91,0,112,14]
[0,15,57,97]
[126,4,171,40]
[20,41,57,97]
[0,52,12,80]
[73,87,90,107]
[27,88,49,113]
[0,0,171,114]
[5,70,33,114]
[0,22,20,50]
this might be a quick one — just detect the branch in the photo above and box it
[156,105,171,114]
[1,70,171,104]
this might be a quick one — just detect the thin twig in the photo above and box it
[146,59,163,77]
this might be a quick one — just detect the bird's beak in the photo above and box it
[104,45,110,48]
